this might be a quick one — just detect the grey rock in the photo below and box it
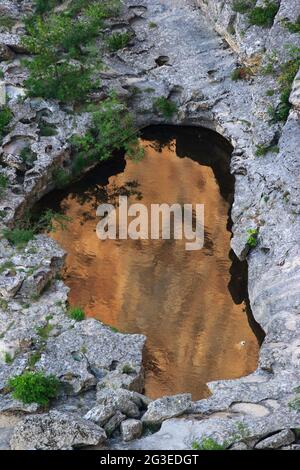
[84,405,115,427]
[121,419,143,442]
[255,429,295,450]
[142,394,192,425]
[96,366,144,393]
[96,388,141,418]
[10,411,106,450]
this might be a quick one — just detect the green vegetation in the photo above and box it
[34,0,62,15]
[68,306,85,321]
[2,209,69,248]
[39,123,57,137]
[0,106,13,139]
[266,89,275,96]
[191,437,228,450]
[4,352,14,365]
[2,228,35,248]
[247,228,259,248]
[36,323,54,339]
[248,2,279,27]
[52,168,71,188]
[22,1,121,102]
[255,143,279,156]
[0,173,9,196]
[289,396,300,411]
[20,146,37,166]
[149,22,158,29]
[8,371,60,406]
[107,32,131,51]
[28,351,42,368]
[71,94,144,166]
[231,66,253,80]
[153,97,178,119]
[109,325,119,333]
[234,1,279,28]
[232,1,255,14]
[0,260,15,274]
[0,16,16,30]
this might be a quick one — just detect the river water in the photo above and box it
[40,126,261,400]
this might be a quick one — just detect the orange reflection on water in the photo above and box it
[49,137,259,400]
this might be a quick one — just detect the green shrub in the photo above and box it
[232,0,255,14]
[153,97,178,119]
[2,228,35,248]
[266,89,275,96]
[107,32,131,51]
[248,2,279,27]
[149,22,158,28]
[289,396,300,411]
[28,351,42,368]
[36,323,54,339]
[246,228,258,248]
[191,437,227,450]
[71,94,143,163]
[8,371,60,406]
[4,352,14,365]
[68,306,85,321]
[0,106,13,138]
[268,47,300,122]
[52,168,71,188]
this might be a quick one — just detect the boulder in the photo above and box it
[141,394,192,425]
[255,429,295,449]
[121,419,143,442]
[10,411,106,450]
[96,388,140,418]
[104,411,126,436]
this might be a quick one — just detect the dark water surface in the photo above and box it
[37,126,262,400]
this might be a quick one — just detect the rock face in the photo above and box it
[142,394,192,425]
[0,0,300,452]
[10,411,107,450]
[121,419,143,442]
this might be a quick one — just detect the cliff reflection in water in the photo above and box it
[46,126,260,400]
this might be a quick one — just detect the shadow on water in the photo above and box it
[35,125,264,399]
